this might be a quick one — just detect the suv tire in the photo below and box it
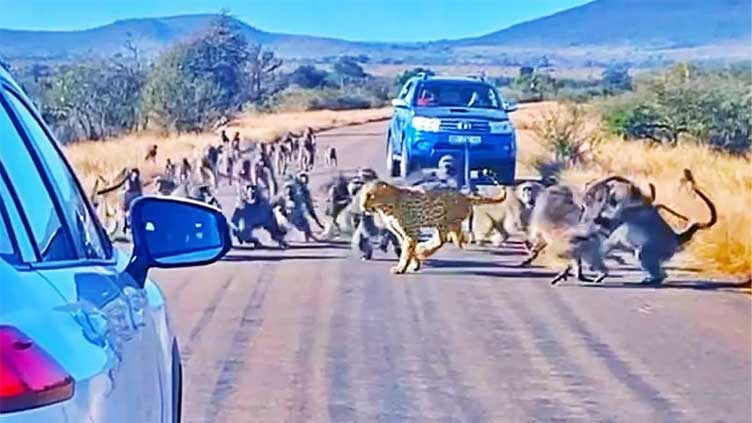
[399,140,411,178]
[387,133,401,178]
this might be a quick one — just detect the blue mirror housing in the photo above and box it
[126,197,231,286]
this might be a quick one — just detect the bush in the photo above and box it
[532,103,601,166]
[289,65,329,89]
[601,64,752,153]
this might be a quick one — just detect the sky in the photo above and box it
[0,0,593,42]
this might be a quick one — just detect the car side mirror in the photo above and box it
[504,99,519,113]
[391,98,408,108]
[125,197,231,286]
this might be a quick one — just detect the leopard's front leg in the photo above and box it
[392,237,417,274]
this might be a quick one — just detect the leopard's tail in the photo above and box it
[467,189,507,206]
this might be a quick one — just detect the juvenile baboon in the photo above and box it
[479,181,544,247]
[590,170,716,284]
[231,184,288,249]
[144,144,158,163]
[326,146,338,168]
[221,130,230,144]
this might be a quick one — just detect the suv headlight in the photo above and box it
[412,116,441,132]
[489,121,514,134]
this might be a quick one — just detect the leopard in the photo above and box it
[360,180,507,274]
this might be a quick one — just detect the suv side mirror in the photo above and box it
[125,197,231,286]
[504,99,519,113]
[391,98,408,108]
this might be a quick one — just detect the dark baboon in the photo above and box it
[144,144,158,163]
[326,146,338,168]
[231,184,288,249]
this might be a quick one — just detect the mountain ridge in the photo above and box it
[0,0,748,62]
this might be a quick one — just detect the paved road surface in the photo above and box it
[154,120,751,423]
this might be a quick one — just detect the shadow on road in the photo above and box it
[221,253,345,262]
[580,280,751,292]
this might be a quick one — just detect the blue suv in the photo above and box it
[387,75,518,185]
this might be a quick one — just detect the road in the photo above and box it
[154,120,751,423]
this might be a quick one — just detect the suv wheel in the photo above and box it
[387,133,400,178]
[399,141,411,178]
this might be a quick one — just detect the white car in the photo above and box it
[0,65,231,422]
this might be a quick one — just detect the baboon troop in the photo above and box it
[88,123,716,286]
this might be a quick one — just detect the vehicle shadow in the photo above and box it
[580,279,751,292]
[221,253,345,262]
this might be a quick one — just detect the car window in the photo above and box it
[414,82,501,109]
[0,94,75,261]
[0,167,35,262]
[3,90,109,260]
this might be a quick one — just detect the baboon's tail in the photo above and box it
[468,189,507,206]
[676,169,717,246]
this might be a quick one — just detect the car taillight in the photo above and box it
[0,325,74,413]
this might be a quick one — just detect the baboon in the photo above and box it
[179,158,193,182]
[588,170,716,284]
[154,175,178,196]
[144,144,158,163]
[479,181,545,247]
[345,175,401,260]
[221,130,230,144]
[93,167,144,235]
[251,154,278,196]
[321,174,352,238]
[326,146,338,168]
[164,158,176,180]
[231,184,288,249]
[90,174,120,236]
[198,145,222,188]
[292,172,325,231]
[273,181,319,242]
[410,155,460,190]
[521,184,610,284]
[299,128,316,171]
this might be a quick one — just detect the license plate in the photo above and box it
[448,135,482,145]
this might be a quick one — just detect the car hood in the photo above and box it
[414,106,509,121]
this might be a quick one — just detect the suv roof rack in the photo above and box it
[466,73,487,82]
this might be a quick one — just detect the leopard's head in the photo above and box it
[360,180,400,212]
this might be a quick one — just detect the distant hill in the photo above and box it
[0,0,749,64]
[0,14,377,60]
[456,0,751,48]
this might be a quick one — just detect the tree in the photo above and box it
[395,67,435,87]
[602,64,632,93]
[333,57,368,85]
[289,65,329,89]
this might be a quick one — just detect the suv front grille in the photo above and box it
[439,119,491,134]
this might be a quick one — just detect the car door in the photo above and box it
[0,86,164,422]
[392,79,414,152]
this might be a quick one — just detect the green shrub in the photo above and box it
[601,64,752,153]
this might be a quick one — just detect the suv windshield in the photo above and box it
[413,81,501,109]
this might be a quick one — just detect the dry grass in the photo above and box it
[65,107,391,191]
[510,102,752,281]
